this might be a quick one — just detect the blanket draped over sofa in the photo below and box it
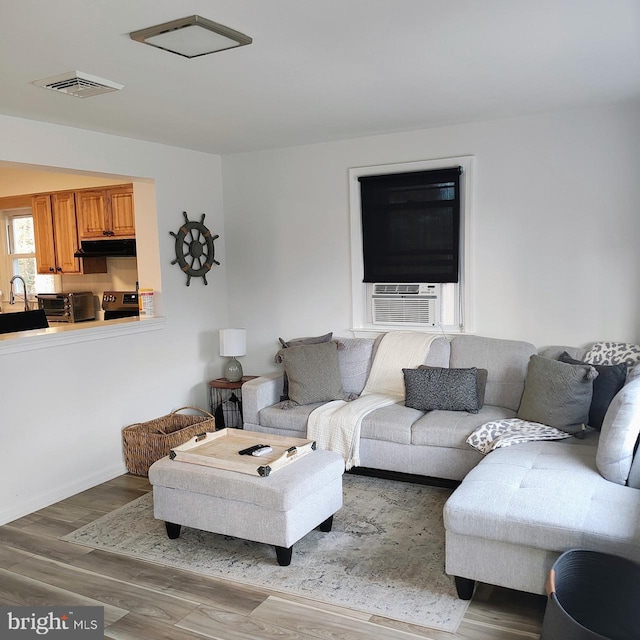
[307,331,438,469]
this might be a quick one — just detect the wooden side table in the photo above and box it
[208,376,258,429]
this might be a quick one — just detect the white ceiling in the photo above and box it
[1,0,639,155]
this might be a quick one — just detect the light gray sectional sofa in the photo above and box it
[244,334,537,480]
[243,335,640,599]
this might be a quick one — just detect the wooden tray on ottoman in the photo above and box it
[169,428,316,477]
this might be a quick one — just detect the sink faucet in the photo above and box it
[9,275,30,312]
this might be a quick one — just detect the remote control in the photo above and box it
[251,446,273,457]
[238,444,267,456]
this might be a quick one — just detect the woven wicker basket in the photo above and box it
[122,406,215,476]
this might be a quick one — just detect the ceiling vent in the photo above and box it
[33,71,124,98]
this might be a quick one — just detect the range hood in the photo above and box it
[74,239,137,258]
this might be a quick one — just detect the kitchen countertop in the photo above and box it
[0,315,164,353]
[0,315,135,339]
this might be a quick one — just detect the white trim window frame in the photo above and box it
[349,155,474,335]
[1,208,56,305]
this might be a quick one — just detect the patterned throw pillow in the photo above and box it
[403,366,480,413]
[583,342,640,369]
[467,418,572,454]
[418,365,488,409]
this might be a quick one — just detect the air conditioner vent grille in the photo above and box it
[374,283,420,295]
[373,297,436,326]
[33,71,124,98]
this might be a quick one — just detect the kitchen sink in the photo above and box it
[0,309,49,334]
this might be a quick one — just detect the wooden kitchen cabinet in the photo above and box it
[32,193,106,275]
[109,186,136,236]
[76,185,135,239]
[32,194,57,273]
[51,192,82,273]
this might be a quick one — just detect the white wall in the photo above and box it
[3,101,639,523]
[0,114,228,524]
[223,102,640,374]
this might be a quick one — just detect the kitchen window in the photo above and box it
[2,209,56,306]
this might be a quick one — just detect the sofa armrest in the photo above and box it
[242,372,284,426]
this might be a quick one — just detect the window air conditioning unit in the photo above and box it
[371,283,440,326]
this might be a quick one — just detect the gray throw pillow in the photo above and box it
[403,367,480,413]
[558,352,626,429]
[278,332,333,350]
[275,332,333,401]
[419,365,488,410]
[517,355,598,434]
[276,341,346,406]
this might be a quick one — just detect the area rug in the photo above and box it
[62,474,469,632]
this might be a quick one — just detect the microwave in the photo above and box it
[37,292,96,323]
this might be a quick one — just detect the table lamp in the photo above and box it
[219,328,246,382]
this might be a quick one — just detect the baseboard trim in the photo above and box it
[348,466,460,490]
[0,463,128,526]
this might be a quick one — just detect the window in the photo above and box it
[359,167,461,283]
[349,156,474,334]
[2,209,55,303]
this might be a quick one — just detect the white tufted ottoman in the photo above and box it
[148,448,344,565]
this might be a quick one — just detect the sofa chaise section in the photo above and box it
[444,362,640,599]
[444,434,640,597]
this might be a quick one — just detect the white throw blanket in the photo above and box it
[308,332,438,469]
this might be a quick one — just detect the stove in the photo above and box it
[102,290,139,320]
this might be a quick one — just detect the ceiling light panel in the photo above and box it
[130,15,252,58]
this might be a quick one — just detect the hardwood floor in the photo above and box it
[0,474,546,639]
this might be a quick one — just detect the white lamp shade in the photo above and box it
[219,328,246,357]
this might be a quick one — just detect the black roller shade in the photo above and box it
[359,167,461,283]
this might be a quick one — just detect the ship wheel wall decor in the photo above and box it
[170,211,220,286]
